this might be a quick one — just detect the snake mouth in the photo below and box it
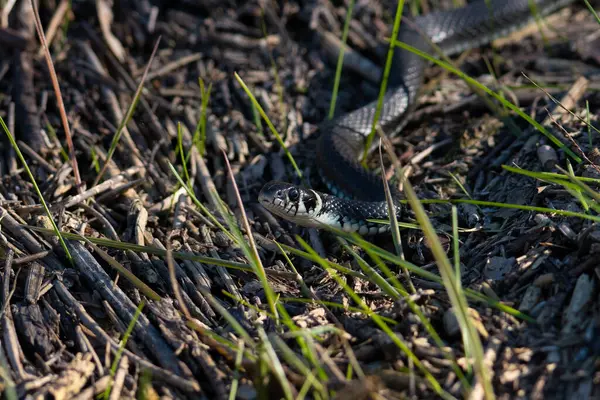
[258,197,312,226]
[258,181,298,217]
[258,192,289,218]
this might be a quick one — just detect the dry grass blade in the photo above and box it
[166,241,192,319]
[220,149,279,322]
[1,1,596,398]
[522,73,596,134]
[76,234,161,301]
[30,0,81,191]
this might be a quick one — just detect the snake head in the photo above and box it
[258,181,323,227]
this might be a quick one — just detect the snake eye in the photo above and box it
[288,188,299,201]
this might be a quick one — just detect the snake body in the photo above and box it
[259,0,575,235]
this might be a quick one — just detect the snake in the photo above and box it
[258,0,575,235]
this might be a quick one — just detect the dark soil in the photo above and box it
[0,0,599,399]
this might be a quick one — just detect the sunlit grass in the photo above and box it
[76,234,161,301]
[328,0,356,120]
[1,118,73,264]
[228,340,246,400]
[402,174,494,399]
[0,351,17,400]
[584,0,600,24]
[102,300,146,400]
[296,235,452,399]
[391,39,581,162]
[362,0,407,166]
[5,1,595,399]
[23,226,261,272]
[192,77,212,157]
[235,72,303,180]
[93,38,161,187]
[378,141,415,292]
[275,236,535,322]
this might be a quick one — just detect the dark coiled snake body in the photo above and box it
[259,0,575,235]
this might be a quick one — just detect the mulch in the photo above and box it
[0,0,599,399]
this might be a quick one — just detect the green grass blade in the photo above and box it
[583,0,600,25]
[193,77,212,157]
[282,235,535,322]
[362,0,406,165]
[586,100,592,147]
[167,162,238,242]
[216,153,280,324]
[402,175,494,399]
[345,236,471,389]
[93,38,161,187]
[22,225,272,273]
[1,117,73,264]
[103,299,146,400]
[328,0,356,120]
[234,72,303,180]
[228,340,246,400]
[378,141,415,292]
[452,206,461,283]
[501,165,600,185]
[391,39,581,163]
[258,328,295,400]
[76,234,161,301]
[420,199,600,224]
[296,236,453,399]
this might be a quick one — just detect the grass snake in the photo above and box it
[259,0,575,235]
